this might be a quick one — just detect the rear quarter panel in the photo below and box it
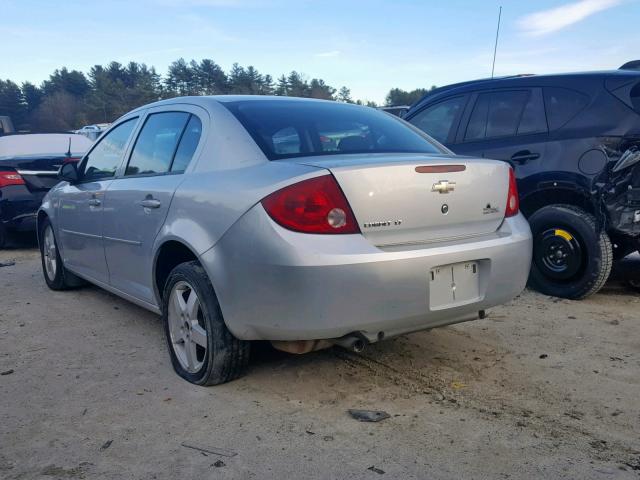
[157,162,327,255]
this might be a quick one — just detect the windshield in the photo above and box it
[222,99,444,160]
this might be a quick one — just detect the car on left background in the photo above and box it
[74,124,110,141]
[0,133,93,247]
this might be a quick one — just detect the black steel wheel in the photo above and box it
[528,204,612,299]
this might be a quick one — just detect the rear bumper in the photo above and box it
[201,206,532,342]
[0,186,44,232]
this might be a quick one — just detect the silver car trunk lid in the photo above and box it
[290,154,510,246]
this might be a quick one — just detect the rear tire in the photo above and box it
[528,204,612,300]
[0,224,6,249]
[39,217,85,290]
[162,261,250,386]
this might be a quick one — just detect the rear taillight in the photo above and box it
[0,172,25,188]
[261,174,360,234]
[63,156,81,164]
[505,168,519,218]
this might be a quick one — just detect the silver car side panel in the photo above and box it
[102,104,210,304]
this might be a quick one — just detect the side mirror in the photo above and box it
[59,162,79,183]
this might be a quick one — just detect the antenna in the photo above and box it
[66,137,72,158]
[491,6,502,78]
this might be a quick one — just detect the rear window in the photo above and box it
[222,100,443,160]
[543,87,589,130]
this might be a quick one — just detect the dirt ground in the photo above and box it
[1,245,639,479]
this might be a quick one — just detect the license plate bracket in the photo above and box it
[429,261,480,310]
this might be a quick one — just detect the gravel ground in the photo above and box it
[1,246,639,479]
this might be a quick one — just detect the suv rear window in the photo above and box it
[543,87,589,130]
[222,100,443,160]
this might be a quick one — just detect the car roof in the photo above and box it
[409,70,640,113]
[127,94,340,116]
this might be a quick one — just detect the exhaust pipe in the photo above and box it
[332,334,367,353]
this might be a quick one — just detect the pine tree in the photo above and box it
[275,75,288,96]
[337,86,353,103]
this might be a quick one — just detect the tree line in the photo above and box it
[0,58,435,132]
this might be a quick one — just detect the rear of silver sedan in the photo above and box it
[39,95,532,386]
[202,155,532,350]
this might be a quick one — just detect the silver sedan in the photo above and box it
[38,96,532,385]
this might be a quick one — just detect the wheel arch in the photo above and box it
[36,209,49,244]
[520,187,594,218]
[153,239,201,306]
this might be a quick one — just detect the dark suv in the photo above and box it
[405,70,640,299]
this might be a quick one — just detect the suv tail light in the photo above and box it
[505,168,520,218]
[63,156,81,164]
[0,171,25,188]
[261,174,360,234]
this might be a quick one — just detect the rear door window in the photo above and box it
[517,88,548,135]
[171,115,202,173]
[543,87,589,130]
[126,112,190,176]
[465,90,529,141]
[408,96,466,143]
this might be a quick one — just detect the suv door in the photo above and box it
[452,88,549,179]
[57,118,139,283]
[102,107,204,303]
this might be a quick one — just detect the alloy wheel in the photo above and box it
[43,226,58,281]
[167,281,208,373]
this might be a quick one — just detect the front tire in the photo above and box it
[162,261,250,385]
[528,204,612,300]
[39,217,84,290]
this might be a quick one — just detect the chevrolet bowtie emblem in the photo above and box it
[432,180,456,194]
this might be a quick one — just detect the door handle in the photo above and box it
[511,150,540,164]
[88,198,101,207]
[140,199,161,209]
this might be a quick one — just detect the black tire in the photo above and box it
[627,278,640,293]
[162,261,250,386]
[528,204,613,300]
[38,217,85,290]
[0,223,6,249]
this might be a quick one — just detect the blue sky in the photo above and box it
[1,0,638,103]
